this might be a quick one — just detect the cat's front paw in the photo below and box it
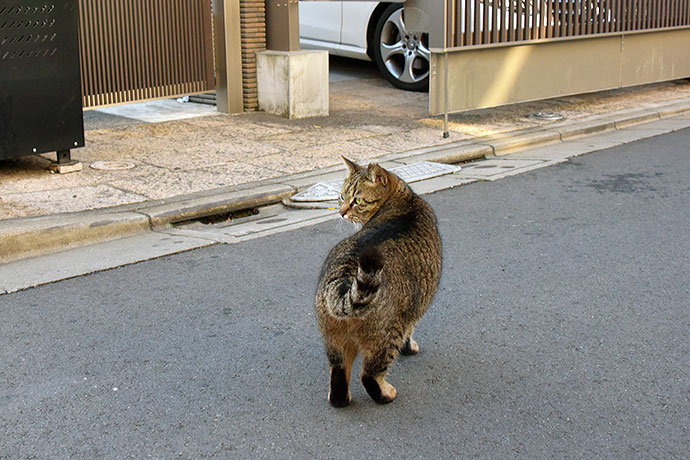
[361,375,397,404]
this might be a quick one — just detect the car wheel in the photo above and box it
[371,3,430,92]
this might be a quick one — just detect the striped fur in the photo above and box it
[315,158,442,407]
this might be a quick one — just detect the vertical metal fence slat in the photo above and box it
[577,0,584,35]
[482,0,488,44]
[108,0,121,102]
[183,0,193,92]
[131,0,144,102]
[88,0,102,106]
[194,0,204,90]
[474,0,478,43]
[668,0,674,26]
[151,0,162,99]
[124,0,136,101]
[164,0,174,95]
[446,0,454,47]
[111,0,124,101]
[464,0,471,45]
[105,1,116,103]
[504,0,515,42]
[671,0,679,27]
[191,0,200,91]
[638,0,644,30]
[174,0,182,94]
[78,0,90,106]
[96,1,109,105]
[491,0,494,43]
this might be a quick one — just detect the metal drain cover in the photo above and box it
[90,161,136,171]
[290,161,461,202]
[526,112,564,121]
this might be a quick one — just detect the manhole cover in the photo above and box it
[290,161,461,202]
[90,161,136,171]
[526,112,564,121]
[456,159,545,179]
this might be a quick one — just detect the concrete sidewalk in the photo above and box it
[2,70,690,264]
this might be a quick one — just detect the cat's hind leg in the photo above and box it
[326,343,357,408]
[361,348,398,404]
[400,327,420,356]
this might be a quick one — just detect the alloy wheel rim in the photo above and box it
[379,8,430,84]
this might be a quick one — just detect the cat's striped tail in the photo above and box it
[329,246,384,318]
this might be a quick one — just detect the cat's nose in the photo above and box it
[339,205,349,217]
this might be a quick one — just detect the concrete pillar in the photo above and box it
[258,0,329,118]
[256,50,329,119]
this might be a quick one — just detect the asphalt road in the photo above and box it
[1,129,689,459]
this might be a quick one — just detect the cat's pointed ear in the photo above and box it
[366,163,389,187]
[342,156,362,174]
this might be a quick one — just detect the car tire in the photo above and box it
[371,3,430,92]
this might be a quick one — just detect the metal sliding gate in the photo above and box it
[78,0,215,109]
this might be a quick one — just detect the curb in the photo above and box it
[1,98,689,264]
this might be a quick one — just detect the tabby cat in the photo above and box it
[315,157,442,407]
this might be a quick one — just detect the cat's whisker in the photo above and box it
[336,216,359,235]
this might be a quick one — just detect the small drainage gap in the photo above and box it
[172,208,260,227]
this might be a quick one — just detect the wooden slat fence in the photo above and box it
[445,0,690,47]
[78,0,215,108]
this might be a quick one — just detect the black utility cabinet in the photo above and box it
[0,2,84,163]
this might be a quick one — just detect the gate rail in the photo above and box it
[441,0,690,48]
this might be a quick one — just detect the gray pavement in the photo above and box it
[3,114,690,294]
[1,59,690,264]
[0,128,688,459]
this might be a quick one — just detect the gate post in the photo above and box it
[213,0,245,113]
[256,0,328,118]
[265,0,300,51]
[406,0,450,135]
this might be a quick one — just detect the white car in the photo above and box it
[299,2,430,92]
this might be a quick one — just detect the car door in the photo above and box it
[340,1,376,50]
[299,1,342,44]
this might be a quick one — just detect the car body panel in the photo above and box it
[299,1,342,44]
[299,1,378,60]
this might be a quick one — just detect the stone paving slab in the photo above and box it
[1,72,690,264]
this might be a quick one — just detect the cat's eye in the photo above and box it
[338,194,344,202]
[354,197,363,206]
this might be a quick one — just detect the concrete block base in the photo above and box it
[49,161,83,174]
[257,50,329,119]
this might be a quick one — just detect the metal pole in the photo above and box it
[443,52,449,138]
[213,0,244,114]
[265,0,300,51]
